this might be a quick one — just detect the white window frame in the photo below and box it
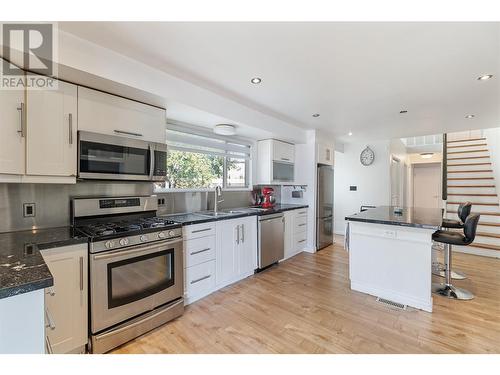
[154,121,253,192]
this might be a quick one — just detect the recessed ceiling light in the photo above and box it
[312,113,320,117]
[251,77,262,84]
[348,131,353,136]
[465,114,475,119]
[420,152,434,159]
[400,110,408,114]
[477,74,493,81]
[214,124,236,136]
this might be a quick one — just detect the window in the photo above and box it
[157,125,252,190]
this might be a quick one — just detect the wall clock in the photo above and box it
[360,146,375,166]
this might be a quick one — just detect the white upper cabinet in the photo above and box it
[257,139,296,184]
[78,86,166,143]
[317,142,334,166]
[26,78,78,176]
[273,140,295,163]
[0,58,25,176]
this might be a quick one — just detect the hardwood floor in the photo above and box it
[112,241,500,354]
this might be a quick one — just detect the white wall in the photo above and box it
[483,127,500,206]
[334,140,392,234]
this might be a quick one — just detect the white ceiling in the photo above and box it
[59,22,500,143]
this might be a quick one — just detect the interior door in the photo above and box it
[26,78,78,176]
[0,58,25,175]
[413,163,442,208]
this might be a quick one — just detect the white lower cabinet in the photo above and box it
[216,216,257,289]
[183,226,217,304]
[284,208,308,259]
[41,244,88,354]
[183,216,257,305]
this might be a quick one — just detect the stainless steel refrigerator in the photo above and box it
[316,165,334,250]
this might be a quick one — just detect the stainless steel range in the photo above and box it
[72,195,184,354]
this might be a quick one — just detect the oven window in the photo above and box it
[80,141,150,176]
[107,249,174,309]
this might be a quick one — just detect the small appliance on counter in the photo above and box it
[261,187,276,208]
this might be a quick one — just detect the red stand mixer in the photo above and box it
[261,187,276,208]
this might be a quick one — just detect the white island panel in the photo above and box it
[349,221,434,312]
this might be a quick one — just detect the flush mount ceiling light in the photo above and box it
[348,131,353,136]
[477,74,493,81]
[214,124,236,136]
[420,152,434,159]
[465,114,475,119]
[312,113,320,117]
[400,110,408,114]
[250,77,262,84]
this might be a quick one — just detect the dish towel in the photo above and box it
[344,221,350,252]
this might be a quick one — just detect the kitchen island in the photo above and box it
[345,206,443,312]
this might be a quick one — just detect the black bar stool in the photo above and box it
[431,213,480,300]
[433,202,472,280]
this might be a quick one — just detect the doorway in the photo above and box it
[412,163,442,208]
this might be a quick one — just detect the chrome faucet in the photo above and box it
[214,185,224,213]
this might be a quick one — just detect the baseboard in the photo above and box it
[350,280,433,312]
[453,246,500,259]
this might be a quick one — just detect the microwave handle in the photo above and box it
[149,144,155,180]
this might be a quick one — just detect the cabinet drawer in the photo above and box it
[183,222,216,240]
[294,232,307,251]
[295,209,308,217]
[185,260,216,299]
[294,215,308,233]
[184,236,216,268]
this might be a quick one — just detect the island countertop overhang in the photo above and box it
[345,206,443,230]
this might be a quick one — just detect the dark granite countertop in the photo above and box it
[345,206,443,230]
[165,204,309,226]
[0,227,89,300]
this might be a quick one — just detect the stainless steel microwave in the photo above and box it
[78,131,167,181]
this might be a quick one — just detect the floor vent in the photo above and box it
[376,297,407,310]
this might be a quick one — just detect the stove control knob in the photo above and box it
[119,238,129,246]
[158,231,166,239]
[168,230,175,237]
[140,235,148,242]
[105,240,115,249]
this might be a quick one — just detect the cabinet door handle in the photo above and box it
[79,256,84,291]
[281,157,290,161]
[45,309,56,330]
[241,224,245,243]
[192,228,211,234]
[298,223,306,227]
[68,113,73,144]
[298,239,306,243]
[326,149,331,161]
[46,286,56,296]
[190,275,211,284]
[190,248,211,255]
[236,224,240,245]
[114,129,143,137]
[17,103,25,137]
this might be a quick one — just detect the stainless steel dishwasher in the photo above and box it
[258,213,285,270]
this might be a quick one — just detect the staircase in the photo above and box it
[446,135,500,258]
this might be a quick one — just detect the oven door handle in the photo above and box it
[148,143,155,181]
[92,237,182,261]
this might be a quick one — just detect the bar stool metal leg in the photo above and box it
[432,234,467,280]
[432,244,474,300]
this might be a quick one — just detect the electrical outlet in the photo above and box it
[23,203,36,217]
